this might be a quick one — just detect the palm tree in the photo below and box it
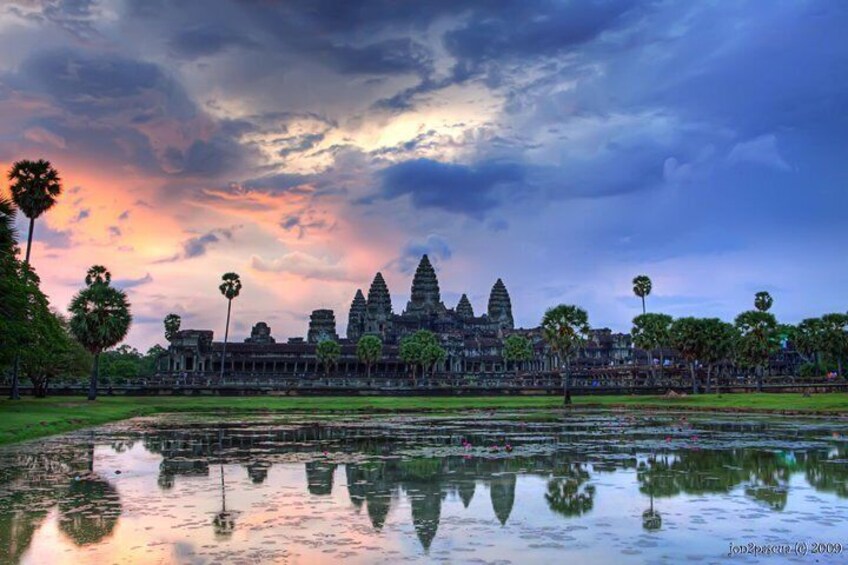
[356,335,383,378]
[669,317,709,394]
[68,266,132,401]
[541,304,590,405]
[218,272,242,379]
[632,275,652,315]
[735,310,779,391]
[8,159,62,266]
[316,339,341,377]
[163,313,181,342]
[631,313,674,385]
[754,291,773,312]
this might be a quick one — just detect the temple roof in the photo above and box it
[456,294,474,318]
[407,254,441,312]
[487,278,514,329]
[366,272,392,317]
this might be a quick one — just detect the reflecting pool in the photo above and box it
[2,410,848,563]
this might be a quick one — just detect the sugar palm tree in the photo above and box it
[754,291,773,312]
[163,313,181,342]
[541,304,590,405]
[218,273,242,379]
[735,310,778,391]
[69,266,132,401]
[317,339,341,377]
[633,275,652,315]
[8,159,62,266]
[356,335,383,378]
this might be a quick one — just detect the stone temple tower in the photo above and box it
[487,279,514,329]
[364,272,392,335]
[307,309,338,343]
[405,255,444,315]
[347,289,366,340]
[456,294,474,318]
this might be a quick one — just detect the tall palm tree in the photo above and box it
[541,304,590,405]
[8,159,62,266]
[163,313,181,342]
[68,266,132,401]
[754,291,773,312]
[218,272,242,379]
[633,275,652,315]
[356,335,383,378]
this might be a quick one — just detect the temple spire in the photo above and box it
[487,278,514,329]
[347,289,366,340]
[366,273,392,317]
[406,254,441,314]
[456,294,474,318]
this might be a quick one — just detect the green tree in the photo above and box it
[316,339,341,377]
[356,335,383,377]
[541,304,590,405]
[399,330,442,377]
[734,310,779,391]
[99,345,143,382]
[69,265,132,401]
[142,344,167,376]
[632,275,652,315]
[503,334,534,375]
[218,272,242,378]
[795,317,825,371]
[420,341,447,376]
[670,317,709,394]
[754,291,773,312]
[820,313,848,377]
[21,304,91,397]
[631,313,673,384]
[8,159,62,266]
[399,335,423,377]
[164,313,181,342]
[698,318,738,393]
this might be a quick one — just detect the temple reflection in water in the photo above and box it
[1,415,848,560]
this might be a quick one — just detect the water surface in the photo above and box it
[1,410,848,563]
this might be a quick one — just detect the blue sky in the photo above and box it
[0,0,846,349]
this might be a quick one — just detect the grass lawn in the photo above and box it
[1,392,847,446]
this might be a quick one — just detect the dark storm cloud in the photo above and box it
[15,49,195,119]
[443,0,641,66]
[168,24,257,59]
[374,158,525,218]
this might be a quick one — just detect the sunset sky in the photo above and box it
[1,1,846,351]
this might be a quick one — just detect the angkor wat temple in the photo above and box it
[160,255,632,377]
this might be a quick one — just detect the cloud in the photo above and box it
[23,126,66,148]
[389,234,453,273]
[16,49,195,119]
[168,24,257,59]
[374,158,525,218]
[250,252,351,281]
[156,228,234,263]
[727,134,791,172]
[114,273,153,289]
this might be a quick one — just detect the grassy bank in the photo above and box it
[1,393,847,446]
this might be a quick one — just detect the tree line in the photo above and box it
[3,160,846,401]
[1,160,132,400]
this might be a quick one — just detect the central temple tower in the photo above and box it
[404,255,445,316]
